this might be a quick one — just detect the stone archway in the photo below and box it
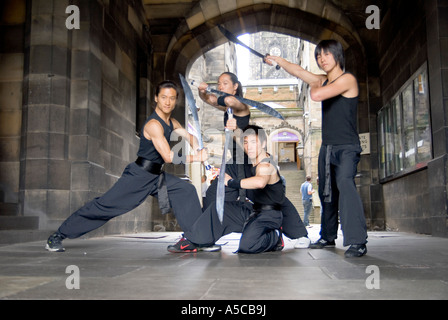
[160,0,368,134]
[164,0,365,78]
[268,126,303,165]
[154,0,372,228]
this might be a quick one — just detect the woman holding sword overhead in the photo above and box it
[195,72,311,249]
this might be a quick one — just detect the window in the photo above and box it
[378,63,432,181]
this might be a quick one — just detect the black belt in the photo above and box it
[243,203,282,230]
[253,203,282,213]
[323,145,333,203]
[135,157,170,214]
[135,157,163,175]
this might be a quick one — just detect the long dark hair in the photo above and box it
[221,72,243,97]
[314,40,345,71]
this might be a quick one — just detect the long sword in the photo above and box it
[179,74,211,170]
[218,25,281,70]
[190,80,284,120]
[216,108,233,223]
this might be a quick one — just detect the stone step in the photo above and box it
[278,163,320,224]
[0,216,39,230]
[0,230,51,246]
[0,203,19,216]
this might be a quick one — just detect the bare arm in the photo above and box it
[198,82,249,115]
[143,119,207,164]
[310,73,358,101]
[171,119,208,163]
[143,120,174,163]
[225,162,278,189]
[171,119,199,151]
[198,82,226,111]
[265,56,326,85]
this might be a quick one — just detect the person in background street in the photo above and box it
[266,39,368,257]
[300,176,315,227]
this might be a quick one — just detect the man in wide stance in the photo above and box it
[46,81,208,252]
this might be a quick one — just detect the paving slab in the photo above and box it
[0,226,447,301]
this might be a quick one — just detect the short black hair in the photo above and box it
[242,125,267,146]
[155,80,179,98]
[314,40,345,71]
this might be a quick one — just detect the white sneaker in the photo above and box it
[294,237,311,249]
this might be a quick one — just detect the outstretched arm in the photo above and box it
[265,56,326,85]
[309,73,359,101]
[198,82,249,114]
[198,82,225,111]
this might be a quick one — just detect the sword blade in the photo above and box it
[235,96,285,120]
[179,74,211,170]
[190,80,284,120]
[216,131,230,223]
[216,108,233,223]
[218,25,281,70]
[218,25,265,59]
[179,74,203,149]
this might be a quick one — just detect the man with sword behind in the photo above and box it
[168,125,285,253]
[46,81,209,252]
[197,72,311,249]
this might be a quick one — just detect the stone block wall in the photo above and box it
[376,0,448,236]
[16,0,155,236]
[0,0,26,205]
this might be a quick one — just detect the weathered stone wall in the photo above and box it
[17,0,154,236]
[0,0,25,206]
[377,0,448,236]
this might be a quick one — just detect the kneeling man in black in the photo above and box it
[168,125,285,254]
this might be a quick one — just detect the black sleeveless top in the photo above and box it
[321,77,360,146]
[247,157,285,207]
[224,112,250,164]
[224,113,250,130]
[137,112,174,164]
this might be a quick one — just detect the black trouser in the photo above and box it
[317,144,367,246]
[58,162,202,239]
[203,162,308,240]
[185,201,282,254]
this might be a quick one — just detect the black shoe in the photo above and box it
[309,238,336,249]
[272,229,284,252]
[344,244,367,258]
[167,237,198,253]
[45,233,65,252]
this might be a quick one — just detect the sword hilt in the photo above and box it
[200,150,212,171]
[265,54,281,70]
[191,80,230,98]
[226,108,233,132]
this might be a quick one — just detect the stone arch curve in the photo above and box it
[164,0,366,81]
[268,127,304,162]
